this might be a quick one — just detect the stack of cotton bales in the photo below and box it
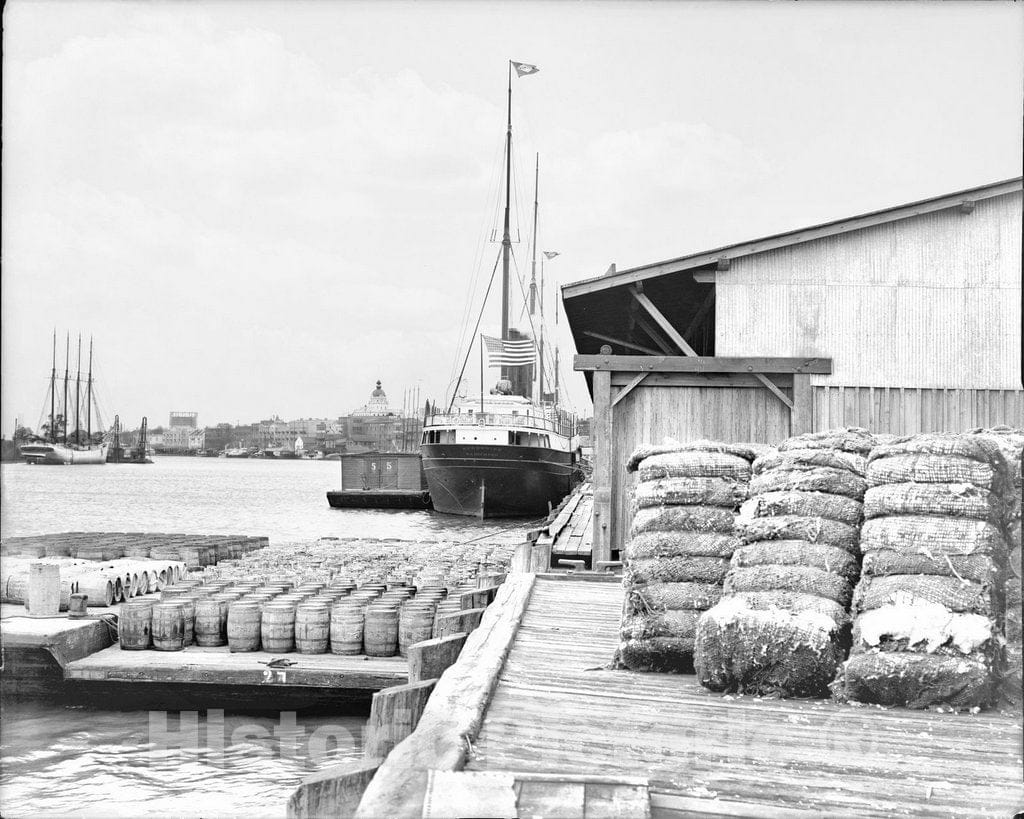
[615,440,763,673]
[833,433,1011,709]
[695,428,872,696]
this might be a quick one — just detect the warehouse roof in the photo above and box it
[562,177,1022,300]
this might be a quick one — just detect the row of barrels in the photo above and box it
[0,533,268,565]
[2,558,187,609]
[118,577,473,656]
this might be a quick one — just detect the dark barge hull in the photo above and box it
[421,443,575,518]
[327,490,432,510]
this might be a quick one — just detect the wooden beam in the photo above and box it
[791,372,814,435]
[363,679,438,759]
[562,178,1022,299]
[611,373,648,408]
[632,313,674,355]
[682,289,716,342]
[574,355,833,374]
[288,757,383,819]
[435,608,486,639]
[582,330,661,356]
[630,287,698,356]
[354,574,537,819]
[610,372,790,388]
[407,634,467,684]
[753,373,794,409]
[592,350,613,565]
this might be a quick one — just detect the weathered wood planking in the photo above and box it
[552,485,595,559]
[466,578,1024,817]
[65,644,407,690]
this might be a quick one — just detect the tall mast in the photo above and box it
[75,334,82,445]
[62,333,70,444]
[49,330,57,442]
[529,154,539,316]
[86,336,94,440]
[500,60,513,381]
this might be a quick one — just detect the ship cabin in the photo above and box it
[422,394,576,453]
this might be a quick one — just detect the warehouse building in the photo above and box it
[562,177,1023,558]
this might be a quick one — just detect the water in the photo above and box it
[0,457,537,818]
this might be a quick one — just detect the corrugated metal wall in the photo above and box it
[610,384,791,550]
[716,192,1022,389]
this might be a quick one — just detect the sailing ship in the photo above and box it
[421,61,580,518]
[21,332,110,465]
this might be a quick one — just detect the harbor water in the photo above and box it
[0,456,534,818]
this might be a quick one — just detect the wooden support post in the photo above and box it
[791,373,814,435]
[435,608,486,639]
[754,373,794,409]
[512,542,533,573]
[592,346,613,565]
[407,633,467,683]
[530,541,552,573]
[287,757,383,819]
[363,679,438,760]
[630,286,698,356]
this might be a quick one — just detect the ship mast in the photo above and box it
[500,60,513,383]
[86,336,93,441]
[49,330,57,443]
[75,334,82,446]
[62,333,70,444]
[529,154,543,405]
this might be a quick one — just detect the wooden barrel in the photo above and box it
[295,602,330,654]
[119,601,155,650]
[261,603,296,653]
[194,598,226,646]
[178,597,197,646]
[398,602,437,657]
[151,602,185,651]
[363,605,400,657]
[330,604,365,655]
[227,601,261,652]
[76,574,114,607]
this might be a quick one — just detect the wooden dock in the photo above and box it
[64,644,408,711]
[544,483,595,563]
[355,576,1024,818]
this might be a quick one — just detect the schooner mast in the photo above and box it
[499,60,514,383]
[49,331,57,443]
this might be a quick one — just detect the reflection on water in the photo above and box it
[0,457,538,817]
[0,701,364,818]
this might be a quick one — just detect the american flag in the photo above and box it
[482,334,535,367]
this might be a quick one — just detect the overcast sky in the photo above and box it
[2,0,1021,435]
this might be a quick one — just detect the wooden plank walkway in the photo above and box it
[465,577,1024,817]
[550,484,594,560]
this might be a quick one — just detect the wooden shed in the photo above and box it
[562,177,1023,560]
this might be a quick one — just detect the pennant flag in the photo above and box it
[543,251,560,260]
[482,335,536,367]
[511,61,540,77]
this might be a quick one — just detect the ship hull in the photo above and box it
[20,442,109,465]
[421,443,575,518]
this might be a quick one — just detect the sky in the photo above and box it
[2,0,1021,435]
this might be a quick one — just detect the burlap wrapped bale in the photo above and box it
[626,530,740,559]
[867,454,1002,490]
[636,451,752,482]
[633,476,748,509]
[735,514,860,554]
[696,597,846,697]
[732,540,860,581]
[1000,644,1023,708]
[741,490,863,526]
[852,574,995,617]
[778,427,874,455]
[726,590,851,624]
[860,516,1006,558]
[869,432,1009,469]
[620,609,700,641]
[750,466,867,500]
[630,581,723,612]
[833,651,995,709]
[864,482,1001,524]
[753,448,867,477]
[626,555,731,585]
[851,601,997,657]
[629,505,737,536]
[861,549,997,584]
[724,565,853,607]
[626,439,767,472]
[617,637,696,673]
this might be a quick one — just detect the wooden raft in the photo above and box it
[464,578,1024,817]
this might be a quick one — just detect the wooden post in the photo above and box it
[592,345,613,565]
[363,679,438,759]
[287,757,383,819]
[435,608,486,639]
[791,373,814,435]
[512,542,533,573]
[530,541,552,572]
[407,633,467,683]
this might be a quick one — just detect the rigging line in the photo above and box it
[446,249,502,413]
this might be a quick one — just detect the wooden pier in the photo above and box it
[354,575,1024,818]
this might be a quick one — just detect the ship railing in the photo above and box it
[425,412,574,437]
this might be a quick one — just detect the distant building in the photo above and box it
[169,412,198,429]
[345,380,420,452]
